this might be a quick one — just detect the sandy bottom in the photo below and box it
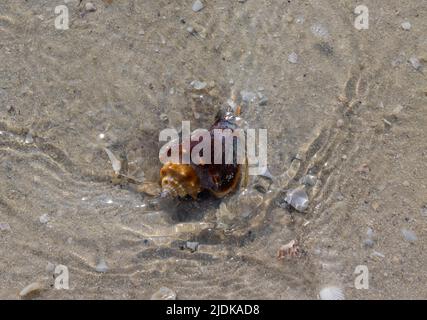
[0,0,426,299]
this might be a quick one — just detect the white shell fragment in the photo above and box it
[104,148,121,174]
[25,132,33,144]
[186,241,199,251]
[401,229,417,242]
[190,80,207,90]
[240,90,257,103]
[319,286,345,300]
[39,214,50,224]
[311,23,329,38]
[85,2,96,12]
[19,282,43,298]
[0,222,11,231]
[151,287,177,300]
[401,21,411,30]
[192,0,204,12]
[409,56,422,70]
[300,174,317,186]
[95,259,108,273]
[288,52,298,64]
[285,188,309,212]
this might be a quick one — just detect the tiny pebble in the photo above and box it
[240,90,256,103]
[392,104,404,115]
[409,56,422,70]
[95,259,108,273]
[421,205,427,217]
[300,175,317,187]
[311,23,329,38]
[160,113,168,122]
[288,52,298,64]
[0,222,11,231]
[192,0,204,12]
[187,26,195,34]
[151,287,176,300]
[85,2,96,12]
[39,214,50,224]
[190,80,207,90]
[186,241,199,251]
[364,239,374,248]
[25,132,33,144]
[296,16,305,24]
[285,188,309,212]
[401,21,411,30]
[401,229,417,242]
[319,286,345,300]
[46,262,55,273]
[258,95,268,106]
[372,250,385,258]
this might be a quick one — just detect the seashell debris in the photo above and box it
[277,240,300,259]
[19,282,44,298]
[151,287,177,300]
[319,286,345,300]
[104,148,121,174]
[285,188,309,212]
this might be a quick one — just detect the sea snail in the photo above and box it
[160,109,244,199]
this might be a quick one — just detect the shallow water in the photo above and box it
[1,0,426,299]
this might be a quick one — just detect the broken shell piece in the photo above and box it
[95,259,108,273]
[151,287,176,300]
[104,148,122,174]
[319,286,345,300]
[0,222,11,231]
[19,282,44,298]
[277,240,300,259]
[190,80,207,90]
[300,174,317,186]
[285,188,309,212]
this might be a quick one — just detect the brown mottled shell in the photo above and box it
[159,112,242,199]
[160,162,201,199]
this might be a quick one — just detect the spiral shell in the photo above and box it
[160,162,201,199]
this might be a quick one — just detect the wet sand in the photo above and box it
[0,0,426,299]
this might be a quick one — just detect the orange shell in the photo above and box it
[160,162,201,199]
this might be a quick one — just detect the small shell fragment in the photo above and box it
[401,21,411,30]
[95,259,108,273]
[277,240,300,259]
[85,2,97,12]
[401,229,417,242]
[151,287,176,300]
[285,188,309,212]
[19,282,43,298]
[39,214,50,224]
[319,286,345,300]
[104,148,122,174]
[0,222,11,231]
